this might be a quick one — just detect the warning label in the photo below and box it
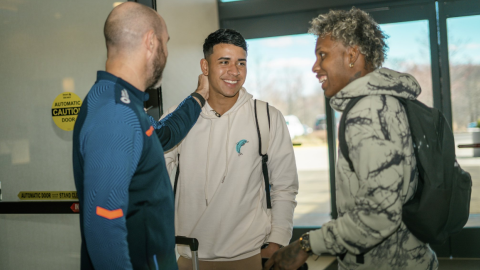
[17,191,78,200]
[51,92,82,131]
[71,202,80,213]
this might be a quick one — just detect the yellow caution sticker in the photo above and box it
[17,191,78,200]
[51,92,82,131]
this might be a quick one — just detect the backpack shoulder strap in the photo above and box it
[173,143,183,198]
[174,153,180,198]
[340,95,411,263]
[254,99,272,209]
[254,99,270,155]
[339,96,367,172]
[339,95,387,263]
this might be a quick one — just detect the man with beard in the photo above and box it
[72,2,208,269]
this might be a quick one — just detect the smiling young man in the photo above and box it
[264,8,438,270]
[161,29,299,270]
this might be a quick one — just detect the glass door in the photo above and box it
[245,34,332,227]
[444,8,480,228]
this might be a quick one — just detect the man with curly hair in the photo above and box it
[264,7,438,270]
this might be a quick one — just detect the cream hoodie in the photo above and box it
[163,88,298,261]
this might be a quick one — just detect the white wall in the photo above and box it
[157,0,219,110]
[0,1,219,269]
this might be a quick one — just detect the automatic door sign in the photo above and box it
[17,191,78,200]
[51,92,82,131]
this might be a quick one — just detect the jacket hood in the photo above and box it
[201,88,252,119]
[330,68,422,111]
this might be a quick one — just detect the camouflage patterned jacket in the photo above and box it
[309,68,438,270]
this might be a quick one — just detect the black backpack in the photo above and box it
[339,95,472,246]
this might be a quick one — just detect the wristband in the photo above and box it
[190,92,205,107]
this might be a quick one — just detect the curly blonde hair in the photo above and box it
[309,7,388,69]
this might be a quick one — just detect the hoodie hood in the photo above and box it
[330,68,422,112]
[201,87,252,119]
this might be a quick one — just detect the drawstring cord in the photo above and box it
[204,118,214,206]
[222,114,231,183]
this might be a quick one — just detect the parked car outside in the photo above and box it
[314,112,342,131]
[314,114,327,130]
[285,115,305,140]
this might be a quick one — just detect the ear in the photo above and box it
[346,45,361,67]
[200,58,209,76]
[144,29,157,60]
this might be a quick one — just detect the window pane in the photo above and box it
[447,15,480,222]
[244,34,331,227]
[380,20,433,107]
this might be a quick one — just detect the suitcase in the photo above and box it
[175,236,200,270]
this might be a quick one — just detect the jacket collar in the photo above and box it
[96,71,149,102]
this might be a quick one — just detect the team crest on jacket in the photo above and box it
[236,139,248,156]
[120,89,130,104]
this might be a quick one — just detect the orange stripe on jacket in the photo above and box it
[146,126,154,137]
[96,206,124,220]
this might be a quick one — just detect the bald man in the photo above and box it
[72,2,208,269]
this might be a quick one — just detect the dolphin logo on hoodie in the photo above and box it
[236,139,248,156]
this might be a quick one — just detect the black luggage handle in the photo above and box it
[175,236,199,252]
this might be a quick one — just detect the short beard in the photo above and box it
[147,47,166,89]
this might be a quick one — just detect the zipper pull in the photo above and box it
[205,199,208,206]
[222,176,226,183]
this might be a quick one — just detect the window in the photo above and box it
[244,34,332,227]
[447,14,480,221]
[381,20,433,106]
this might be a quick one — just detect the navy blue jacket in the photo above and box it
[73,71,201,269]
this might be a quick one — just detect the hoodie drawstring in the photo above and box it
[222,114,231,183]
[204,112,237,206]
[204,118,214,206]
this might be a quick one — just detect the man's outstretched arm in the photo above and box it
[150,74,209,151]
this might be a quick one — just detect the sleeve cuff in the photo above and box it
[190,92,205,107]
[309,228,327,255]
[148,115,157,125]
[266,227,292,247]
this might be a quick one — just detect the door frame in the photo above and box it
[217,0,480,258]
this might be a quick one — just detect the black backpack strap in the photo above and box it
[339,96,367,172]
[261,156,272,209]
[254,99,272,209]
[339,95,395,264]
[174,153,180,198]
[338,252,366,264]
